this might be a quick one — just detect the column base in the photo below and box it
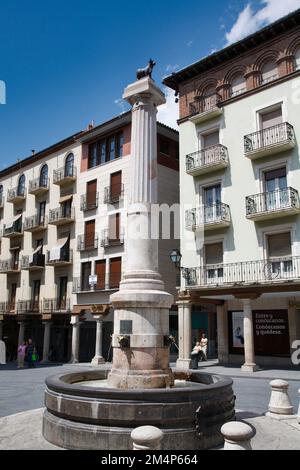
[69,359,79,364]
[108,367,174,389]
[91,356,105,366]
[176,359,192,370]
[241,363,259,373]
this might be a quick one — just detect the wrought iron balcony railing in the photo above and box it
[49,207,75,224]
[53,166,77,184]
[3,221,23,237]
[73,273,122,293]
[80,193,99,211]
[104,184,124,204]
[7,187,26,202]
[24,214,48,231]
[21,253,45,270]
[0,302,6,313]
[43,298,71,313]
[189,93,222,117]
[186,145,229,174]
[0,259,20,273]
[28,177,49,194]
[182,256,300,288]
[17,300,40,314]
[46,249,73,265]
[246,187,300,218]
[244,122,295,156]
[77,235,98,251]
[186,203,231,230]
[101,229,125,248]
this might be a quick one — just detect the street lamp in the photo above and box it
[169,249,182,269]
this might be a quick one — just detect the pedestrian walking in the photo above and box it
[26,339,37,368]
[200,333,208,361]
[17,342,27,369]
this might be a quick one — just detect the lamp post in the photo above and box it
[169,249,182,269]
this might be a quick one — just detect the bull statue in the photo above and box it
[136,59,156,81]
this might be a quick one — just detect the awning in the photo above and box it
[5,214,21,231]
[49,237,68,261]
[59,194,73,203]
[29,246,42,264]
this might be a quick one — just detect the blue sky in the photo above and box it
[0,0,299,168]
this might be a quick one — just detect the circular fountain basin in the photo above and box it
[43,369,235,450]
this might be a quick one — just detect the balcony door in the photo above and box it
[109,257,121,289]
[109,213,120,243]
[95,260,106,290]
[84,220,95,249]
[110,171,122,201]
[260,107,282,147]
[264,168,288,211]
[202,131,220,165]
[267,232,292,279]
[32,280,40,312]
[39,201,46,225]
[205,243,224,284]
[58,277,68,310]
[204,184,221,223]
[9,284,17,311]
[87,180,97,209]
[81,262,91,291]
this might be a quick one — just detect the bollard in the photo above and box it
[297,389,300,425]
[131,426,163,450]
[221,421,254,450]
[268,379,294,416]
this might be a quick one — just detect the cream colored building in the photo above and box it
[0,112,179,363]
[164,9,300,369]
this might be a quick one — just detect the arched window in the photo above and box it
[17,175,25,196]
[198,85,218,113]
[295,47,300,71]
[65,153,74,177]
[39,164,48,187]
[231,74,246,97]
[261,61,278,85]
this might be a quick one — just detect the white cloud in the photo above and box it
[166,64,180,73]
[157,87,179,130]
[114,98,127,114]
[225,0,300,45]
[187,40,193,47]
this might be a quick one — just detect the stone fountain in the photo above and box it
[43,71,235,450]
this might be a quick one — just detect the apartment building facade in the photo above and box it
[164,9,300,369]
[0,112,179,363]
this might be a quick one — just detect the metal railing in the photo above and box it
[186,145,228,172]
[21,253,45,269]
[53,166,77,183]
[49,207,75,224]
[24,214,47,230]
[101,229,124,248]
[46,249,73,264]
[244,122,295,154]
[17,300,40,314]
[186,203,231,229]
[104,184,124,204]
[261,73,279,85]
[43,298,71,313]
[29,177,49,193]
[80,193,99,211]
[230,87,247,98]
[246,187,300,216]
[0,259,20,273]
[7,187,26,201]
[3,220,23,237]
[77,235,98,251]
[182,256,300,287]
[73,274,122,293]
[0,302,6,313]
[189,93,222,116]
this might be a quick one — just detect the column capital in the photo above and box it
[123,77,166,107]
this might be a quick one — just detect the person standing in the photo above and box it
[200,333,208,361]
[26,339,36,368]
[17,342,27,369]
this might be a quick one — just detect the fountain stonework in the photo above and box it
[43,73,235,451]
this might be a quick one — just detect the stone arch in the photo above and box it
[195,79,218,98]
[225,66,247,97]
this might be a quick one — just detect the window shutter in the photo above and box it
[268,232,291,258]
[264,167,286,181]
[95,260,106,290]
[109,257,122,288]
[203,131,219,148]
[205,243,223,265]
[261,108,282,129]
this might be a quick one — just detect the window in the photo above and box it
[110,171,122,201]
[108,137,115,161]
[81,262,92,291]
[109,257,122,289]
[32,280,40,312]
[18,175,25,196]
[86,180,97,209]
[231,74,246,97]
[95,260,106,290]
[39,201,46,225]
[11,249,20,270]
[202,131,219,149]
[84,220,95,249]
[205,243,223,282]
[117,132,124,158]
[204,184,222,222]
[40,165,48,187]
[88,132,124,169]
[295,47,300,71]
[9,284,17,310]
[109,213,120,242]
[65,153,74,177]
[267,232,292,279]
[260,107,282,130]
[160,137,170,156]
[261,61,278,85]
[58,277,68,310]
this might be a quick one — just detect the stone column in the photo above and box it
[241,299,259,372]
[108,77,174,389]
[18,321,25,345]
[70,316,80,364]
[42,322,52,363]
[176,300,192,369]
[91,316,105,365]
[0,320,3,341]
[217,304,229,364]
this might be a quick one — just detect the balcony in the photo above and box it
[17,300,40,314]
[43,298,71,313]
[49,207,75,226]
[73,274,122,293]
[21,253,45,271]
[77,235,98,251]
[28,177,49,195]
[246,188,300,221]
[183,256,300,289]
[186,145,229,176]
[46,249,73,266]
[101,229,124,248]
[0,302,6,313]
[7,187,26,204]
[186,203,231,231]
[80,193,99,212]
[104,184,124,204]
[189,93,223,124]
[3,217,23,239]
[244,123,295,159]
[24,215,48,233]
[0,259,20,274]
[53,166,77,186]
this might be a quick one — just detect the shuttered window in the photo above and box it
[84,220,95,249]
[205,243,223,265]
[110,171,122,199]
[231,74,246,97]
[267,232,291,258]
[86,180,97,208]
[261,61,278,85]
[261,107,282,129]
[109,213,120,241]
[109,257,122,288]
[203,131,219,148]
[81,262,91,291]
